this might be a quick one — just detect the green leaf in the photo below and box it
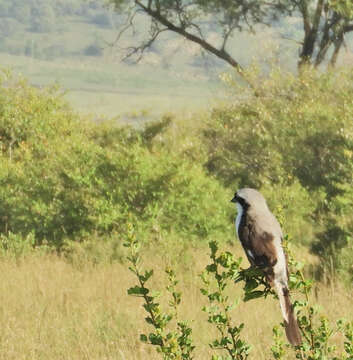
[200,288,208,296]
[140,334,148,343]
[244,279,258,292]
[149,333,163,346]
[206,264,217,273]
[140,270,154,282]
[209,241,218,256]
[244,290,265,301]
[127,286,149,296]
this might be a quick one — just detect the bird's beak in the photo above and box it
[230,197,237,203]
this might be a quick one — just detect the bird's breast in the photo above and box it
[235,203,243,239]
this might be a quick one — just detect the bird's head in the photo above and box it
[231,188,267,211]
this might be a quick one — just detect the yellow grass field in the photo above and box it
[0,243,351,360]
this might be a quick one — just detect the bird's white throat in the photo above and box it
[235,203,243,238]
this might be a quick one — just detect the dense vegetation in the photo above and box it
[0,66,352,281]
[0,71,231,259]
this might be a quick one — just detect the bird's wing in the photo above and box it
[238,217,278,274]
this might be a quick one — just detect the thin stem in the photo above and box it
[299,269,315,353]
[130,253,166,348]
[213,257,241,360]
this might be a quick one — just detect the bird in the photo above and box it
[231,188,302,346]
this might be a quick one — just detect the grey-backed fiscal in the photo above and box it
[231,188,302,346]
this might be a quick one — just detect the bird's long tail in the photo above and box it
[274,280,302,346]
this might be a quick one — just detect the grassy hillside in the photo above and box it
[0,53,220,117]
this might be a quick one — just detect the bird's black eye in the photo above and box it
[230,194,238,203]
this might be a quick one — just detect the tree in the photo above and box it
[298,0,353,68]
[108,0,353,75]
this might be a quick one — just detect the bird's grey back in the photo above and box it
[237,188,283,237]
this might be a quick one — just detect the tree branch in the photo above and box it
[343,23,353,32]
[299,0,312,35]
[134,0,244,74]
[314,14,333,67]
[330,32,344,67]
[299,0,325,67]
[312,0,325,33]
[221,24,238,51]
[123,22,168,62]
[109,7,139,48]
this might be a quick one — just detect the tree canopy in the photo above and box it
[109,0,353,74]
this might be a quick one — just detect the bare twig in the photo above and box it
[123,24,168,62]
[106,6,138,48]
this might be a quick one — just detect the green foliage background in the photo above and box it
[202,69,353,280]
[0,66,352,281]
[0,71,231,254]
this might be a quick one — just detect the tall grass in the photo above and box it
[0,244,351,359]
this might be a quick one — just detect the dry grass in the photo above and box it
[0,244,351,360]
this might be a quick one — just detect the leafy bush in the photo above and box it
[0,71,231,250]
[126,232,353,359]
[204,69,353,194]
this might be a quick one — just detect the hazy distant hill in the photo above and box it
[0,0,231,116]
[1,0,351,116]
[0,0,226,75]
